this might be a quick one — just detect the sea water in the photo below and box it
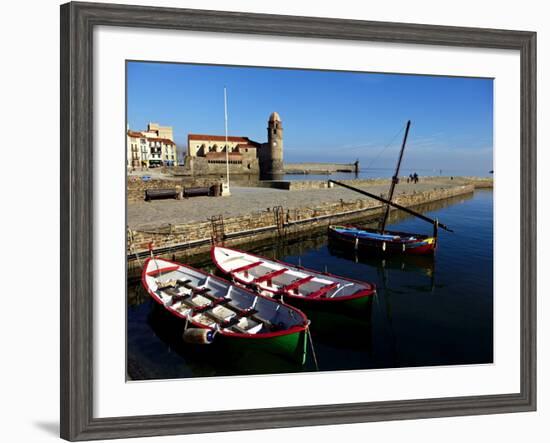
[127,190,493,379]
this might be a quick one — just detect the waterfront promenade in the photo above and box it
[128,177,488,229]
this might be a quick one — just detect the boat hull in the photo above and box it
[147,304,309,369]
[281,289,372,315]
[211,246,376,315]
[215,328,308,364]
[328,225,436,256]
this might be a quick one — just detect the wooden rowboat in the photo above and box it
[142,257,309,363]
[211,246,376,311]
[328,225,436,255]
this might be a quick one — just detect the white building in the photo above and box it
[126,122,178,168]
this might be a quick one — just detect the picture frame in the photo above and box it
[60,1,536,441]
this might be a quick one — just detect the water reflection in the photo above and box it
[328,243,435,281]
[305,299,374,353]
[145,304,309,377]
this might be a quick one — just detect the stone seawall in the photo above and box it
[284,162,357,174]
[260,176,493,191]
[127,183,475,261]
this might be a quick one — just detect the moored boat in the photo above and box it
[141,257,309,363]
[211,246,376,311]
[328,120,452,253]
[328,225,436,255]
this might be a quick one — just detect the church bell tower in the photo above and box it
[261,112,284,180]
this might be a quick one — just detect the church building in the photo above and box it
[185,112,284,180]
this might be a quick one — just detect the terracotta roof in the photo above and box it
[188,134,261,147]
[127,130,143,138]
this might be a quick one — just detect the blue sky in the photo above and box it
[127,61,493,176]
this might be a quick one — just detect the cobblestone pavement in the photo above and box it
[127,178,475,229]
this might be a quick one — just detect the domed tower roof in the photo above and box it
[269,111,281,122]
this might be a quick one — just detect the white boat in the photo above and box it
[211,246,376,310]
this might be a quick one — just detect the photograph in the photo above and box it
[126,61,494,380]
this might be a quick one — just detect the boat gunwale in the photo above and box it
[329,224,434,243]
[211,246,376,303]
[141,257,309,340]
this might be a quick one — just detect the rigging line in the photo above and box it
[306,322,319,371]
[364,123,406,171]
[336,122,406,153]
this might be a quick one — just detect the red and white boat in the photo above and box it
[211,246,376,310]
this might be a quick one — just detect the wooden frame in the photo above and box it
[60,1,536,440]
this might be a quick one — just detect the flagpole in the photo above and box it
[224,87,230,192]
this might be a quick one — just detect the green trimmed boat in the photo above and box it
[142,257,309,364]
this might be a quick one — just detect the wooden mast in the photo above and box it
[328,179,453,233]
[380,120,411,233]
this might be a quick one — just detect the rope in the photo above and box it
[364,123,406,171]
[184,314,190,332]
[306,323,319,371]
[212,324,220,339]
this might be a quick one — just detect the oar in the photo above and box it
[328,179,453,233]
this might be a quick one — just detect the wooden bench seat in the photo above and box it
[170,278,276,333]
[230,261,263,277]
[252,268,288,284]
[307,282,339,299]
[283,275,315,294]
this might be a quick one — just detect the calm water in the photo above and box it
[127,190,493,380]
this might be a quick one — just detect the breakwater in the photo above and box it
[259,176,493,191]
[284,162,358,174]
